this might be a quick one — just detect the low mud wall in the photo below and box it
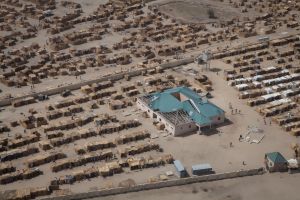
[40,168,264,200]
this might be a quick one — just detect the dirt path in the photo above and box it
[89,173,300,200]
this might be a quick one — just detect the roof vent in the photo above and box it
[151,96,159,102]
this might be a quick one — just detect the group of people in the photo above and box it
[263,117,272,125]
[229,102,241,115]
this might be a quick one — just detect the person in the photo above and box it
[239,135,243,141]
[242,161,246,165]
[229,142,233,147]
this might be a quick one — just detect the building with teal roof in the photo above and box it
[137,87,225,136]
[265,152,288,172]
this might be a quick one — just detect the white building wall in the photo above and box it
[137,98,155,118]
[210,113,225,125]
[137,98,225,135]
[173,122,198,136]
[137,98,198,136]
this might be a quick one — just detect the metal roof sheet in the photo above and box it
[173,160,185,172]
[265,152,287,164]
[192,163,212,171]
[147,87,224,126]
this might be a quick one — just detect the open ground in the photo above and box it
[1,0,300,200]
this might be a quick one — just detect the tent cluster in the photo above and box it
[50,154,173,185]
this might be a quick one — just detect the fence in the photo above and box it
[39,168,264,200]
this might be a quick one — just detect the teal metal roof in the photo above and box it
[265,152,287,164]
[147,87,224,126]
[150,92,182,112]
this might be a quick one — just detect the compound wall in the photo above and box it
[40,168,264,200]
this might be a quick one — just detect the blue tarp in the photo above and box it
[174,160,185,172]
[192,163,212,172]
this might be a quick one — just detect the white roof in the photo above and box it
[263,75,293,85]
[253,81,261,86]
[270,98,291,106]
[235,78,246,82]
[281,69,289,73]
[264,87,273,94]
[272,85,279,90]
[261,92,280,100]
[266,66,276,70]
[277,83,285,87]
[281,89,293,97]
[290,73,300,78]
[288,159,299,168]
[236,83,248,89]
[252,75,264,81]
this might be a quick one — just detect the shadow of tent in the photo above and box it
[209,67,222,72]
[176,131,196,138]
[176,118,233,137]
[200,128,219,136]
[200,118,233,136]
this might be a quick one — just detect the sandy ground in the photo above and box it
[158,0,246,24]
[1,0,299,99]
[89,173,300,200]
[1,0,300,199]
[1,60,300,194]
